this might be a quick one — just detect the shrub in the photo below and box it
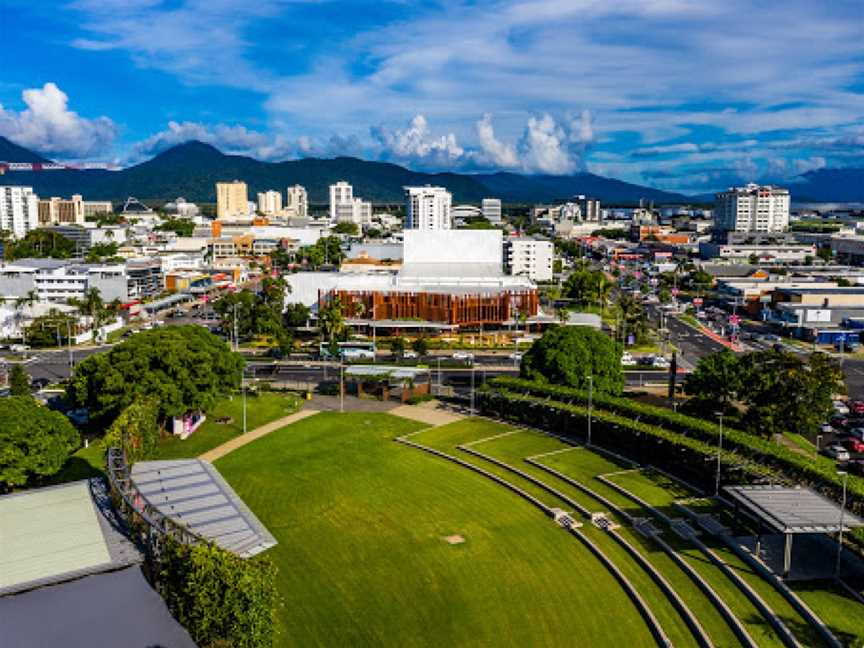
[158,539,278,648]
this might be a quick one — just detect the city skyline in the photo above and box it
[0,0,862,193]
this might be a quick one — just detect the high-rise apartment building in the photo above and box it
[329,181,354,221]
[38,195,86,226]
[257,190,282,215]
[576,195,601,222]
[216,180,249,219]
[714,183,790,233]
[0,186,39,239]
[504,238,554,281]
[481,198,502,224]
[404,186,452,230]
[286,185,308,219]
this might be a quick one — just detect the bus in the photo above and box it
[319,340,376,361]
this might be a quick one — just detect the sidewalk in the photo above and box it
[199,409,320,462]
[389,400,465,426]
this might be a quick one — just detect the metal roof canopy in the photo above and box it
[131,459,277,558]
[725,485,864,534]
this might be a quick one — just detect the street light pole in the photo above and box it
[242,367,247,434]
[835,470,848,578]
[233,303,239,352]
[587,375,593,447]
[470,362,475,416]
[340,361,344,413]
[715,412,724,497]
[66,319,73,368]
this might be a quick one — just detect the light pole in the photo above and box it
[340,361,344,413]
[232,303,239,352]
[66,319,73,369]
[835,470,848,578]
[470,361,475,416]
[715,412,724,497]
[587,375,593,447]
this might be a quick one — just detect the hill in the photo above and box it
[788,168,864,203]
[0,136,692,204]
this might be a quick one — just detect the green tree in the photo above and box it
[683,349,743,410]
[102,398,160,463]
[85,242,120,262]
[616,293,648,344]
[283,303,310,328]
[66,326,243,429]
[658,287,672,304]
[25,308,76,347]
[332,221,359,235]
[4,229,75,260]
[0,396,79,488]
[520,326,623,394]
[391,336,406,357]
[317,298,346,343]
[8,364,30,396]
[155,218,195,237]
[412,336,429,357]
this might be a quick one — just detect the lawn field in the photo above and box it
[215,412,655,647]
[152,391,301,460]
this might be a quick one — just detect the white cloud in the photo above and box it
[474,113,519,168]
[0,83,117,158]
[371,115,464,168]
[518,114,575,174]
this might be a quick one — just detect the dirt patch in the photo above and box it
[443,534,465,545]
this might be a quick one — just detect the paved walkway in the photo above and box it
[199,409,320,462]
[389,401,465,426]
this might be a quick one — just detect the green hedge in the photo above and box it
[488,377,864,516]
[158,539,278,648]
[478,387,777,491]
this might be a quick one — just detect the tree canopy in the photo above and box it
[520,326,623,395]
[4,229,75,260]
[8,364,30,396]
[684,348,845,437]
[66,325,243,428]
[563,267,612,310]
[0,396,79,488]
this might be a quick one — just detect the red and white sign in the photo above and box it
[692,297,703,306]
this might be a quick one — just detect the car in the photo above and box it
[652,356,671,369]
[508,352,523,362]
[823,444,851,462]
[30,377,50,390]
[10,344,30,353]
[834,400,851,415]
[637,355,655,366]
[452,351,474,361]
[850,401,864,415]
[761,334,781,343]
[819,423,835,435]
[844,438,864,454]
[848,427,864,441]
[831,415,850,429]
[403,350,418,359]
[621,353,637,366]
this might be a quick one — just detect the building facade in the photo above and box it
[482,198,502,224]
[38,195,86,227]
[257,190,282,216]
[329,181,354,221]
[404,186,452,230]
[0,259,128,303]
[715,183,790,233]
[0,185,38,239]
[505,238,554,281]
[216,181,249,219]
[286,185,308,219]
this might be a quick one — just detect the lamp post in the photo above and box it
[470,361,475,416]
[340,361,344,413]
[242,366,247,434]
[835,470,848,578]
[66,319,73,369]
[587,375,593,447]
[715,412,724,497]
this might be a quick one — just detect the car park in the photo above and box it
[844,438,864,454]
[847,427,864,441]
[403,351,418,359]
[834,400,851,415]
[823,444,851,462]
[831,415,850,429]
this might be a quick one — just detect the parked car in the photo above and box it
[652,356,671,369]
[850,401,864,415]
[848,427,864,441]
[834,400,851,415]
[403,350,418,359]
[621,353,637,367]
[831,415,850,429]
[823,444,851,462]
[844,438,864,454]
[30,377,50,390]
[761,334,781,343]
[452,351,474,362]
[508,352,523,362]
[10,344,30,353]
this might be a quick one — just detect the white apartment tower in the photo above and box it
[404,186,452,230]
[257,190,282,215]
[286,185,308,219]
[715,183,790,233]
[505,238,554,282]
[329,181,354,221]
[0,186,39,239]
[216,180,249,219]
[481,198,502,224]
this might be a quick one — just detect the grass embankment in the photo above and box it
[216,412,654,646]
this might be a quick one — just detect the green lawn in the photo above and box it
[215,412,655,647]
[790,581,864,646]
[604,468,693,515]
[151,391,302,460]
[51,442,106,483]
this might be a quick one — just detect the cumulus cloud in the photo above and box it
[474,113,519,168]
[371,115,464,168]
[0,83,117,158]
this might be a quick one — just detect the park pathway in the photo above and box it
[389,401,465,427]
[199,409,320,462]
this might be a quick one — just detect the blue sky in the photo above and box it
[1,0,862,193]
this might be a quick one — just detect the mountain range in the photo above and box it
[1,136,862,204]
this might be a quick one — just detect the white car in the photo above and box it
[10,344,30,353]
[403,350,418,359]
[833,401,850,415]
[652,356,671,369]
[508,352,523,362]
[452,351,474,361]
[824,444,851,462]
[621,353,637,366]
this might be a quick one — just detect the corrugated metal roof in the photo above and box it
[725,485,864,534]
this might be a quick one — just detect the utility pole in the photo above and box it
[66,319,74,368]
[340,361,344,413]
[242,367,247,434]
[715,412,724,497]
[587,375,593,446]
[470,362,475,416]
[836,470,848,578]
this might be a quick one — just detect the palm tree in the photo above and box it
[14,290,38,347]
[318,298,346,343]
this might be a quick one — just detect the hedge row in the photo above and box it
[478,387,778,493]
[488,377,864,516]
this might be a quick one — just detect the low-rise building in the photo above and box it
[699,233,815,263]
[504,237,554,281]
[0,259,127,303]
[126,258,163,299]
